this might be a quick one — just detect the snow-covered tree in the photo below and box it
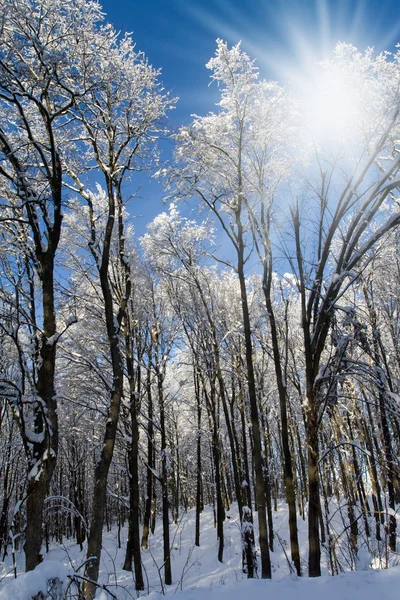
[0,0,105,572]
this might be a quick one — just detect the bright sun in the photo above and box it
[298,63,361,146]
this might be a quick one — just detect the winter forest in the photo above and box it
[1,0,400,598]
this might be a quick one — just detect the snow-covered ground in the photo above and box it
[1,501,399,599]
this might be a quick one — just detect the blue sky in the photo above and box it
[99,0,400,233]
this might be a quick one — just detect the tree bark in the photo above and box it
[142,364,155,549]
[306,398,321,577]
[195,370,202,547]
[25,253,59,571]
[123,395,144,589]
[159,375,172,586]
[263,283,301,575]
[83,183,128,600]
[236,216,271,579]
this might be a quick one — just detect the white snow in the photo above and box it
[1,502,399,599]
[25,429,45,444]
[0,561,68,600]
[171,568,400,600]
[65,315,78,327]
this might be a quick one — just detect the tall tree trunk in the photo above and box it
[236,215,271,579]
[195,370,202,547]
[205,382,225,563]
[158,383,172,585]
[306,397,321,577]
[123,393,144,589]
[83,183,127,600]
[263,281,301,575]
[172,417,181,524]
[260,412,274,552]
[158,369,172,585]
[192,272,246,532]
[25,255,59,572]
[122,324,144,590]
[238,378,252,512]
[293,204,321,577]
[83,387,122,599]
[142,364,155,549]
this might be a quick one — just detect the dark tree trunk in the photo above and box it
[205,382,225,563]
[262,279,301,575]
[142,365,155,549]
[122,330,144,590]
[25,254,59,572]
[122,306,144,587]
[238,383,252,512]
[158,370,172,585]
[195,371,202,547]
[123,398,144,589]
[84,387,122,598]
[192,272,246,533]
[83,183,128,600]
[173,418,180,524]
[306,399,321,577]
[261,413,274,552]
[293,204,321,577]
[218,375,243,522]
[236,220,271,579]
[0,68,64,575]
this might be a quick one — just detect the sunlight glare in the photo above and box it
[299,62,360,145]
